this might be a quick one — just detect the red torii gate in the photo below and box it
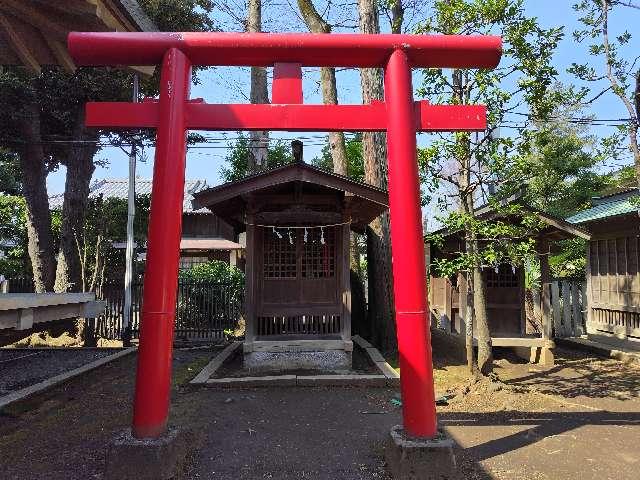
[68,32,502,441]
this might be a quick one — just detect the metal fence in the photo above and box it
[96,279,242,341]
[1,277,35,293]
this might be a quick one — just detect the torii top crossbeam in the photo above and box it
[69,32,501,133]
[67,31,502,443]
[68,32,501,68]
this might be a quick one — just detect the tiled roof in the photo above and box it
[566,189,639,224]
[49,178,210,213]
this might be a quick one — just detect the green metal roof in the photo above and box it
[566,190,639,224]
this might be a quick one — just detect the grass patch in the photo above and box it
[172,354,217,387]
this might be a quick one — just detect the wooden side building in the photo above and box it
[567,189,640,350]
[427,204,591,364]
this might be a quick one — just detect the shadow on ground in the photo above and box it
[500,347,640,401]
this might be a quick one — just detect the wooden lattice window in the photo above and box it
[263,228,297,279]
[302,227,336,278]
[486,264,518,288]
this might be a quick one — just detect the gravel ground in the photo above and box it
[0,349,122,394]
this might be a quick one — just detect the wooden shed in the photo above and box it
[192,160,387,367]
[567,189,640,350]
[427,204,590,364]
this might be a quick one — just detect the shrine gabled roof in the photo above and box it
[192,162,389,232]
[566,189,639,225]
[427,194,591,247]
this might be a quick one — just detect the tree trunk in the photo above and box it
[390,0,404,34]
[460,191,479,375]
[247,0,269,172]
[54,110,98,293]
[17,101,56,293]
[460,187,492,375]
[358,0,395,352]
[464,272,475,373]
[296,0,348,175]
[472,254,492,374]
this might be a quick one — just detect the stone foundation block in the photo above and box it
[385,425,460,480]
[243,350,352,372]
[105,428,187,480]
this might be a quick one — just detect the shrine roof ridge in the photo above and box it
[192,161,388,211]
[67,32,502,69]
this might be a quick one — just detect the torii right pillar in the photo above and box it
[385,49,437,437]
[384,49,459,479]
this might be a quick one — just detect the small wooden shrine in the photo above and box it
[193,153,387,368]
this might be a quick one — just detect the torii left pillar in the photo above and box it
[132,48,191,438]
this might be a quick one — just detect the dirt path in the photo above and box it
[0,345,638,479]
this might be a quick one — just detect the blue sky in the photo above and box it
[47,1,639,200]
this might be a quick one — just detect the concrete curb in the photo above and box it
[190,336,398,388]
[353,335,400,387]
[0,347,136,410]
[296,374,387,387]
[204,374,388,387]
[189,341,241,384]
[206,375,297,387]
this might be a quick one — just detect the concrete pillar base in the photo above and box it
[384,425,460,480]
[540,346,554,366]
[105,428,188,480]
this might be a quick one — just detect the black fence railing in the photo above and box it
[95,279,243,341]
[1,277,35,293]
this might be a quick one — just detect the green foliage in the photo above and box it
[313,134,365,181]
[55,194,151,287]
[502,85,613,217]
[418,0,565,285]
[549,238,587,280]
[180,260,245,292]
[178,261,245,329]
[570,0,640,165]
[0,194,29,277]
[417,0,564,203]
[524,256,540,290]
[139,0,215,32]
[220,134,294,182]
[0,149,21,195]
[426,203,544,278]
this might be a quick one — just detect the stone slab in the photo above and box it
[105,428,188,480]
[365,347,386,362]
[351,334,374,349]
[190,341,241,384]
[385,425,460,480]
[296,374,387,387]
[375,361,399,378]
[206,375,297,387]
